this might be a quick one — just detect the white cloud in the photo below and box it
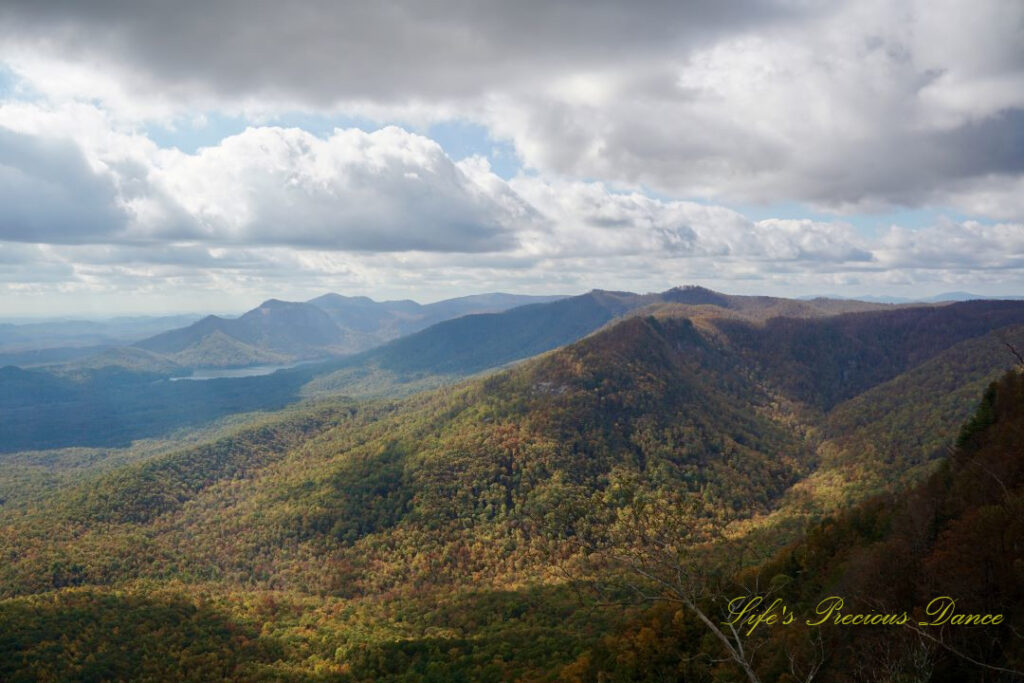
[144,125,533,251]
[0,0,1022,318]
[481,0,1024,215]
[942,175,1024,222]
[0,126,129,243]
[0,109,534,252]
[1,0,1020,220]
[509,177,873,263]
[0,115,1019,311]
[876,220,1024,269]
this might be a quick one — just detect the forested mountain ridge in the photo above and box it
[772,366,1024,680]
[2,294,1024,679]
[713,299,1024,410]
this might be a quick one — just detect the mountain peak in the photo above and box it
[661,285,732,308]
[308,292,376,305]
[255,298,294,309]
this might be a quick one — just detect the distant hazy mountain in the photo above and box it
[801,291,1023,304]
[130,292,566,369]
[136,299,346,359]
[922,291,1024,302]
[798,293,914,304]
[0,315,202,356]
[49,288,900,374]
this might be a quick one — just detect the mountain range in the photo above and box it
[1,285,1022,680]
[0,314,203,368]
[130,291,566,370]
[1,286,911,452]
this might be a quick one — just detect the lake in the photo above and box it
[169,360,314,381]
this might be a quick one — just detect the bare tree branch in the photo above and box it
[900,621,1024,678]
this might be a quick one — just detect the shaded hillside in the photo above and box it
[715,299,1024,410]
[298,289,655,398]
[312,289,652,385]
[804,324,1024,504]
[0,588,283,682]
[792,368,1024,680]
[310,291,567,336]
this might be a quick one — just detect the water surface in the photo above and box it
[170,360,313,381]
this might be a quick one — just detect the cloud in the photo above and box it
[509,177,873,263]
[486,0,1024,215]
[876,220,1024,269]
[144,126,533,251]
[1,214,1021,313]
[0,0,790,105]
[1,0,1021,220]
[0,243,75,284]
[0,128,128,243]
[0,104,1018,309]
[0,112,534,252]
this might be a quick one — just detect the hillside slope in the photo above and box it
[714,299,1024,410]
[571,367,1024,681]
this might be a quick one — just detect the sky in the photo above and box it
[0,0,1022,316]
